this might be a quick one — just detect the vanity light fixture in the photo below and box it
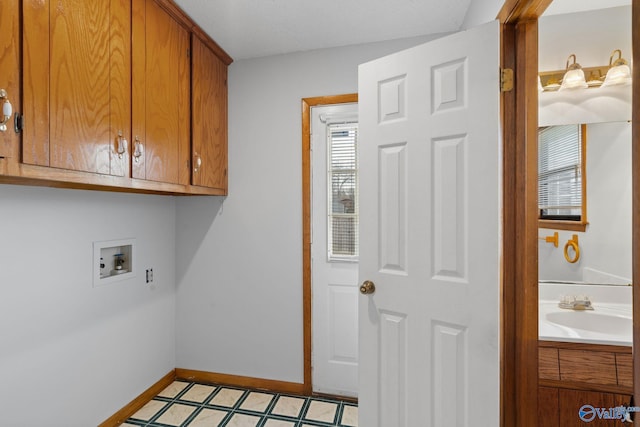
[559,54,588,90]
[602,49,632,87]
[539,51,631,92]
[585,69,605,88]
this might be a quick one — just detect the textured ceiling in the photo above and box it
[173,0,471,60]
[172,0,630,61]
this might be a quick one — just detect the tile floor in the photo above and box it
[124,381,358,427]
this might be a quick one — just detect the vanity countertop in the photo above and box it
[539,282,632,347]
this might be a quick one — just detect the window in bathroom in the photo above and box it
[327,122,359,260]
[538,123,587,231]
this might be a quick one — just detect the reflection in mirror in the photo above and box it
[536,4,633,423]
[538,121,631,284]
[538,124,586,228]
[538,3,632,286]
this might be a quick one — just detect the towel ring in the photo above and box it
[564,238,580,263]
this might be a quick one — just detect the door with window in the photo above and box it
[311,102,359,397]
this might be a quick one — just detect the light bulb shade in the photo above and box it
[602,64,632,87]
[560,68,587,90]
[538,75,544,92]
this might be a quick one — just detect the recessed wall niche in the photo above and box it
[93,238,136,287]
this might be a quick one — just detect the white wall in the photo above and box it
[175,35,442,383]
[537,5,632,283]
[0,185,176,426]
[461,0,503,29]
[538,6,631,72]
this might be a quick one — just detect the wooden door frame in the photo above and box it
[301,93,359,395]
[499,1,549,425]
[298,7,546,415]
[301,2,639,422]
[500,0,640,425]
[299,11,543,415]
[632,0,639,407]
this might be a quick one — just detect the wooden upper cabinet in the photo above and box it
[6,0,231,194]
[132,0,190,185]
[22,0,131,176]
[191,35,228,192]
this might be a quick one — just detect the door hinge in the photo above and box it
[501,68,514,92]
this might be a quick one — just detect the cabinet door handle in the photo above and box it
[193,152,202,173]
[0,89,13,132]
[133,136,144,163]
[116,130,128,159]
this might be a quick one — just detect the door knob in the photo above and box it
[360,280,376,295]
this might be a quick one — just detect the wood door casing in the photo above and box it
[191,35,228,191]
[502,1,638,425]
[22,0,130,176]
[632,0,640,408]
[499,1,552,425]
[132,0,190,185]
[302,94,359,395]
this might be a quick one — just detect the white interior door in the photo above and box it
[311,103,359,397]
[358,20,501,426]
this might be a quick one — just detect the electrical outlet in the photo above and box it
[146,268,154,283]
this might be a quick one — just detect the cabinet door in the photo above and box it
[191,35,228,191]
[0,0,20,160]
[22,0,131,176]
[539,387,559,427]
[558,389,631,426]
[132,0,190,185]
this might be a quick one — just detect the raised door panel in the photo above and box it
[0,0,21,160]
[191,35,228,191]
[22,0,130,176]
[132,0,190,185]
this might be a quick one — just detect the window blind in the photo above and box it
[327,123,359,259]
[538,124,582,219]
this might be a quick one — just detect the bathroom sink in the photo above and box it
[546,311,632,336]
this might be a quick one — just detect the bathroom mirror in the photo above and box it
[538,2,632,285]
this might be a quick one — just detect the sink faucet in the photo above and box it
[559,295,593,310]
